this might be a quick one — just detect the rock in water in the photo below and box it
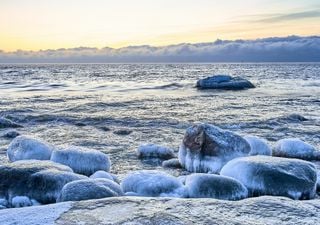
[179,124,251,173]
[7,136,54,162]
[162,158,182,168]
[58,178,123,202]
[50,146,111,176]
[244,136,272,156]
[196,75,255,90]
[185,174,248,200]
[220,156,317,200]
[0,118,22,129]
[273,138,320,160]
[137,144,175,160]
[121,170,185,197]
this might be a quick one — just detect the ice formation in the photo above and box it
[11,196,33,208]
[90,170,117,182]
[137,144,175,159]
[121,170,185,197]
[179,124,251,173]
[7,136,54,162]
[244,136,272,156]
[58,178,122,202]
[220,155,317,200]
[51,146,111,176]
[273,138,319,160]
[162,158,182,168]
[185,174,248,200]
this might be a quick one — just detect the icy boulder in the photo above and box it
[220,156,317,200]
[51,146,111,176]
[196,75,255,90]
[137,144,175,160]
[162,158,182,168]
[0,160,81,204]
[58,178,123,202]
[273,138,320,160]
[7,136,55,162]
[11,196,33,208]
[179,124,251,173]
[90,171,119,183]
[121,170,185,197]
[244,136,272,156]
[185,174,248,200]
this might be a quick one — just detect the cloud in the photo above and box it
[257,10,320,23]
[0,36,320,62]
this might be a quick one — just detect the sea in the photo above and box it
[0,63,319,177]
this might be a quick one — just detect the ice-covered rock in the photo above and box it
[244,136,272,156]
[220,156,317,200]
[90,170,118,182]
[137,144,175,160]
[121,170,185,197]
[273,138,320,160]
[11,196,32,208]
[162,158,182,168]
[7,136,54,162]
[0,117,22,129]
[179,124,251,173]
[0,198,8,208]
[185,174,248,200]
[196,75,255,90]
[58,178,123,202]
[50,146,111,176]
[0,160,79,204]
[2,130,20,139]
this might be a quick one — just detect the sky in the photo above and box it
[0,0,319,52]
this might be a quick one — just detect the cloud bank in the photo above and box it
[0,36,319,62]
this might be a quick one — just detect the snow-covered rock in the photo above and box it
[220,156,317,200]
[162,158,182,168]
[137,144,175,160]
[179,124,251,173]
[273,138,319,160]
[90,170,118,183]
[58,178,122,202]
[196,75,255,90]
[2,130,20,139]
[121,170,185,197]
[11,196,33,208]
[244,136,272,156]
[0,198,8,208]
[50,146,111,176]
[185,174,248,200]
[7,136,54,162]
[0,117,22,129]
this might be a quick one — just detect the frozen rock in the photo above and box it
[220,156,317,200]
[51,146,111,176]
[244,136,272,156]
[121,170,185,197]
[7,136,54,162]
[179,124,251,173]
[196,75,255,90]
[287,113,308,122]
[2,130,20,139]
[273,138,320,160]
[185,174,248,200]
[162,158,182,168]
[58,178,122,202]
[137,144,175,160]
[11,196,32,208]
[0,198,8,208]
[0,118,22,129]
[90,171,117,182]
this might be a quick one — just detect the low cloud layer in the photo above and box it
[1,36,319,62]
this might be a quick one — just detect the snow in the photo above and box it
[137,144,175,159]
[11,196,33,208]
[50,146,111,176]
[185,174,248,200]
[220,155,317,200]
[7,136,54,162]
[273,138,318,160]
[244,135,272,156]
[58,178,122,202]
[121,170,185,197]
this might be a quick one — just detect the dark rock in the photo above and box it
[0,118,23,129]
[162,159,182,168]
[196,75,255,90]
[113,129,132,135]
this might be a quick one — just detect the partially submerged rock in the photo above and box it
[196,75,255,90]
[273,138,319,160]
[50,146,111,176]
[220,156,317,200]
[2,130,20,139]
[244,135,272,156]
[137,144,175,160]
[7,136,54,162]
[162,158,182,168]
[185,174,248,200]
[0,118,22,129]
[179,123,251,173]
[121,170,185,197]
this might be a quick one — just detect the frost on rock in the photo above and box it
[185,174,248,200]
[179,124,251,173]
[273,138,319,160]
[0,198,8,208]
[58,178,122,202]
[7,136,54,162]
[51,146,111,176]
[162,158,182,168]
[0,160,76,204]
[137,144,175,160]
[244,136,272,156]
[121,170,185,197]
[90,170,118,183]
[11,196,33,208]
[220,156,317,200]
